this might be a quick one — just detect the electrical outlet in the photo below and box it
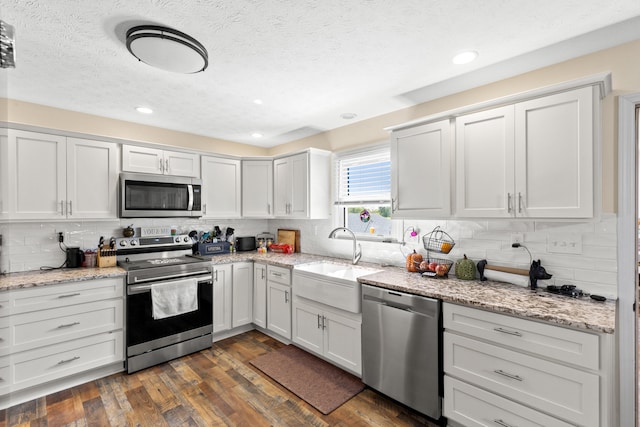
[57,231,64,243]
[510,233,523,245]
[547,233,582,254]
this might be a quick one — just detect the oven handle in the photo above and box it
[128,275,213,295]
[132,270,212,284]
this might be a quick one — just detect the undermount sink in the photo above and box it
[292,261,382,313]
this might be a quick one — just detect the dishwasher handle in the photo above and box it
[362,284,440,318]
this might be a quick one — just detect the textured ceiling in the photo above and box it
[2,1,640,147]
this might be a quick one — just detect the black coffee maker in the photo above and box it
[66,247,84,268]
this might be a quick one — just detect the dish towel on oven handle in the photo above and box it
[151,278,199,320]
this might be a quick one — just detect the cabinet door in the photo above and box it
[273,156,292,216]
[253,263,267,328]
[267,282,291,339]
[515,87,594,218]
[455,106,515,218]
[242,160,273,217]
[292,299,323,354]
[66,138,118,219]
[9,130,67,219]
[391,119,451,218]
[324,310,362,375]
[122,145,163,174]
[288,153,309,218]
[212,265,232,333]
[232,262,253,328]
[201,156,241,218]
[0,131,8,219]
[165,150,200,178]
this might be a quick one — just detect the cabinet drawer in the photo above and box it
[444,375,573,427]
[10,278,123,314]
[444,333,599,426]
[11,299,123,353]
[267,265,290,285]
[443,303,599,370]
[0,357,9,396]
[0,295,9,318]
[12,331,124,391]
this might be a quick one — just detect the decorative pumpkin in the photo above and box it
[406,250,423,272]
[455,254,476,280]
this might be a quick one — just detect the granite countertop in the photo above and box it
[0,252,615,334]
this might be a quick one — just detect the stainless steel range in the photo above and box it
[117,235,213,373]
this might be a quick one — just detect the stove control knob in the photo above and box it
[130,240,137,246]
[183,236,190,243]
[119,240,127,247]
[175,237,181,243]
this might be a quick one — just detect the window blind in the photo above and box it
[335,146,391,205]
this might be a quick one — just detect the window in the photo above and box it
[334,145,393,238]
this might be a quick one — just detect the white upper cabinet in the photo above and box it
[122,145,200,177]
[201,155,241,218]
[0,131,8,219]
[273,149,330,219]
[6,130,118,220]
[242,159,273,218]
[391,119,452,218]
[456,86,595,218]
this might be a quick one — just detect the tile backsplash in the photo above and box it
[1,214,618,299]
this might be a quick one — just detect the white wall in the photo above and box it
[269,213,618,298]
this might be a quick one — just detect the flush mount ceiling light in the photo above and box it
[452,50,478,65]
[126,25,208,73]
[136,106,153,114]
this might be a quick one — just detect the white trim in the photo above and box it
[617,92,639,427]
[386,72,612,132]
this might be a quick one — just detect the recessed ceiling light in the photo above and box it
[340,113,357,120]
[136,106,153,114]
[452,50,478,65]
[253,99,263,105]
[251,132,263,138]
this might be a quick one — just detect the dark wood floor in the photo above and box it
[0,330,441,426]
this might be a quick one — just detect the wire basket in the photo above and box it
[414,257,453,277]
[422,226,455,254]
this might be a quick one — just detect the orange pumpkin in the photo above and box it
[406,250,423,272]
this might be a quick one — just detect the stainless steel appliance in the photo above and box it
[361,284,442,421]
[120,172,202,218]
[117,234,213,373]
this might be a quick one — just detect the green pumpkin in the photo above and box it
[455,254,476,280]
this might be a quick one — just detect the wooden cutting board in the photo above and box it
[277,229,300,253]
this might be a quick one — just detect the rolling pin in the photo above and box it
[484,264,529,276]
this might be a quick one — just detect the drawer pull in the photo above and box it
[493,327,522,337]
[272,272,283,277]
[58,293,81,299]
[57,356,80,365]
[494,369,523,381]
[57,321,80,329]
[493,419,515,427]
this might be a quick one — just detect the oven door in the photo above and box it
[126,274,213,357]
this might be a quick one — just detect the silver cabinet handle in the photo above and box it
[284,290,289,303]
[165,159,169,174]
[272,272,283,278]
[203,203,207,215]
[493,420,515,427]
[159,158,164,172]
[68,200,72,216]
[57,356,80,365]
[322,315,326,330]
[507,193,512,213]
[518,192,523,213]
[493,327,522,337]
[214,270,218,282]
[261,269,265,280]
[58,293,81,299]
[57,321,80,329]
[317,314,322,329]
[267,203,271,215]
[60,200,65,216]
[494,369,523,381]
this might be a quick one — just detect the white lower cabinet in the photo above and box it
[266,265,291,339]
[0,277,124,407]
[232,262,253,328]
[292,297,361,375]
[212,264,233,333]
[443,303,614,427]
[253,263,267,328]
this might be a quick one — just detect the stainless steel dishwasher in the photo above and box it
[361,284,442,421]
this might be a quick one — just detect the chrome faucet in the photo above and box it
[328,227,362,264]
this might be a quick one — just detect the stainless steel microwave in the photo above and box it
[120,172,202,218]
